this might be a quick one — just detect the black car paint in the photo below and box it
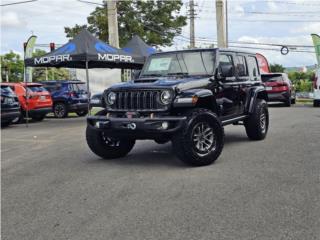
[1,87,20,125]
[88,49,267,139]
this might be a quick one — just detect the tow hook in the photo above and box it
[127,123,136,130]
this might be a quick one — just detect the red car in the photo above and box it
[1,82,53,122]
[261,73,296,107]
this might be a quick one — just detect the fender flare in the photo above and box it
[247,87,268,113]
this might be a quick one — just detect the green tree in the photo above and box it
[1,51,24,82]
[270,63,285,73]
[65,0,187,47]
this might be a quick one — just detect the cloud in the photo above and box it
[0,11,26,28]
[292,23,320,34]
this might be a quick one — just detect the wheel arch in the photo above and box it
[247,87,268,114]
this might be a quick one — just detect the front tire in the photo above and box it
[54,102,68,118]
[172,108,224,166]
[86,126,135,159]
[244,99,269,140]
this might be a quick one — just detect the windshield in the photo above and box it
[261,74,283,82]
[140,50,216,78]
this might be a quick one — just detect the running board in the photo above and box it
[221,115,248,126]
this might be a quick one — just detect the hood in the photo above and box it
[108,76,213,91]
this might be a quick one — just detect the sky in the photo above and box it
[1,0,320,67]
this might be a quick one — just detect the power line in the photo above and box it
[0,0,37,7]
[77,0,104,6]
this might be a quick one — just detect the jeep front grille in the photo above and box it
[109,90,166,111]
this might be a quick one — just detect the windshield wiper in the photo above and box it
[167,72,189,76]
[140,73,163,77]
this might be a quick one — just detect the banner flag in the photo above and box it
[311,34,320,66]
[24,35,37,82]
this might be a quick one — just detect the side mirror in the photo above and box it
[219,64,234,79]
[133,70,141,80]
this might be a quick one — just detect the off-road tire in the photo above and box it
[172,108,224,166]
[86,110,135,159]
[76,110,88,117]
[53,102,68,118]
[244,99,269,140]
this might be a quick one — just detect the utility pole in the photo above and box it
[107,0,119,48]
[216,0,227,48]
[189,0,195,49]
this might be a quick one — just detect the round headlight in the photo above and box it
[106,92,116,105]
[160,90,172,105]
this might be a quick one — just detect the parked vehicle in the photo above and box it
[1,85,20,127]
[40,80,89,118]
[86,48,269,166]
[1,82,52,122]
[261,73,296,106]
[90,93,105,108]
[313,69,320,107]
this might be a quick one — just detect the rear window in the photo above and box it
[68,83,86,92]
[27,86,47,92]
[1,86,13,94]
[261,74,283,83]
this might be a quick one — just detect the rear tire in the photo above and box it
[172,108,224,166]
[1,121,10,128]
[244,99,269,140]
[314,100,320,107]
[54,102,68,118]
[11,113,23,124]
[76,110,88,117]
[285,96,291,107]
[291,98,296,104]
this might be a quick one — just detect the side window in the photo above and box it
[219,54,235,78]
[236,55,248,77]
[247,56,259,80]
[219,54,233,65]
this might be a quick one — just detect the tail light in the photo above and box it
[68,92,75,97]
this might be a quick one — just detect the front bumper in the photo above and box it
[87,115,186,139]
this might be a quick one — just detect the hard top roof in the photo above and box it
[150,48,256,56]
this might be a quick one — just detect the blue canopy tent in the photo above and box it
[24,29,145,114]
[122,35,156,60]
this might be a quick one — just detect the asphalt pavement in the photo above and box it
[1,104,320,240]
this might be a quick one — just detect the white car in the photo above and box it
[314,69,320,107]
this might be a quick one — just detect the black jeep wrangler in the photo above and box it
[86,48,269,166]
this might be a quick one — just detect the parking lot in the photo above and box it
[1,105,320,240]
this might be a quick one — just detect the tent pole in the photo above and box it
[24,57,29,127]
[85,60,91,116]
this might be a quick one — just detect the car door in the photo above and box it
[216,52,241,118]
[235,54,251,114]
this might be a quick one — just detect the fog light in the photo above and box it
[161,121,169,130]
